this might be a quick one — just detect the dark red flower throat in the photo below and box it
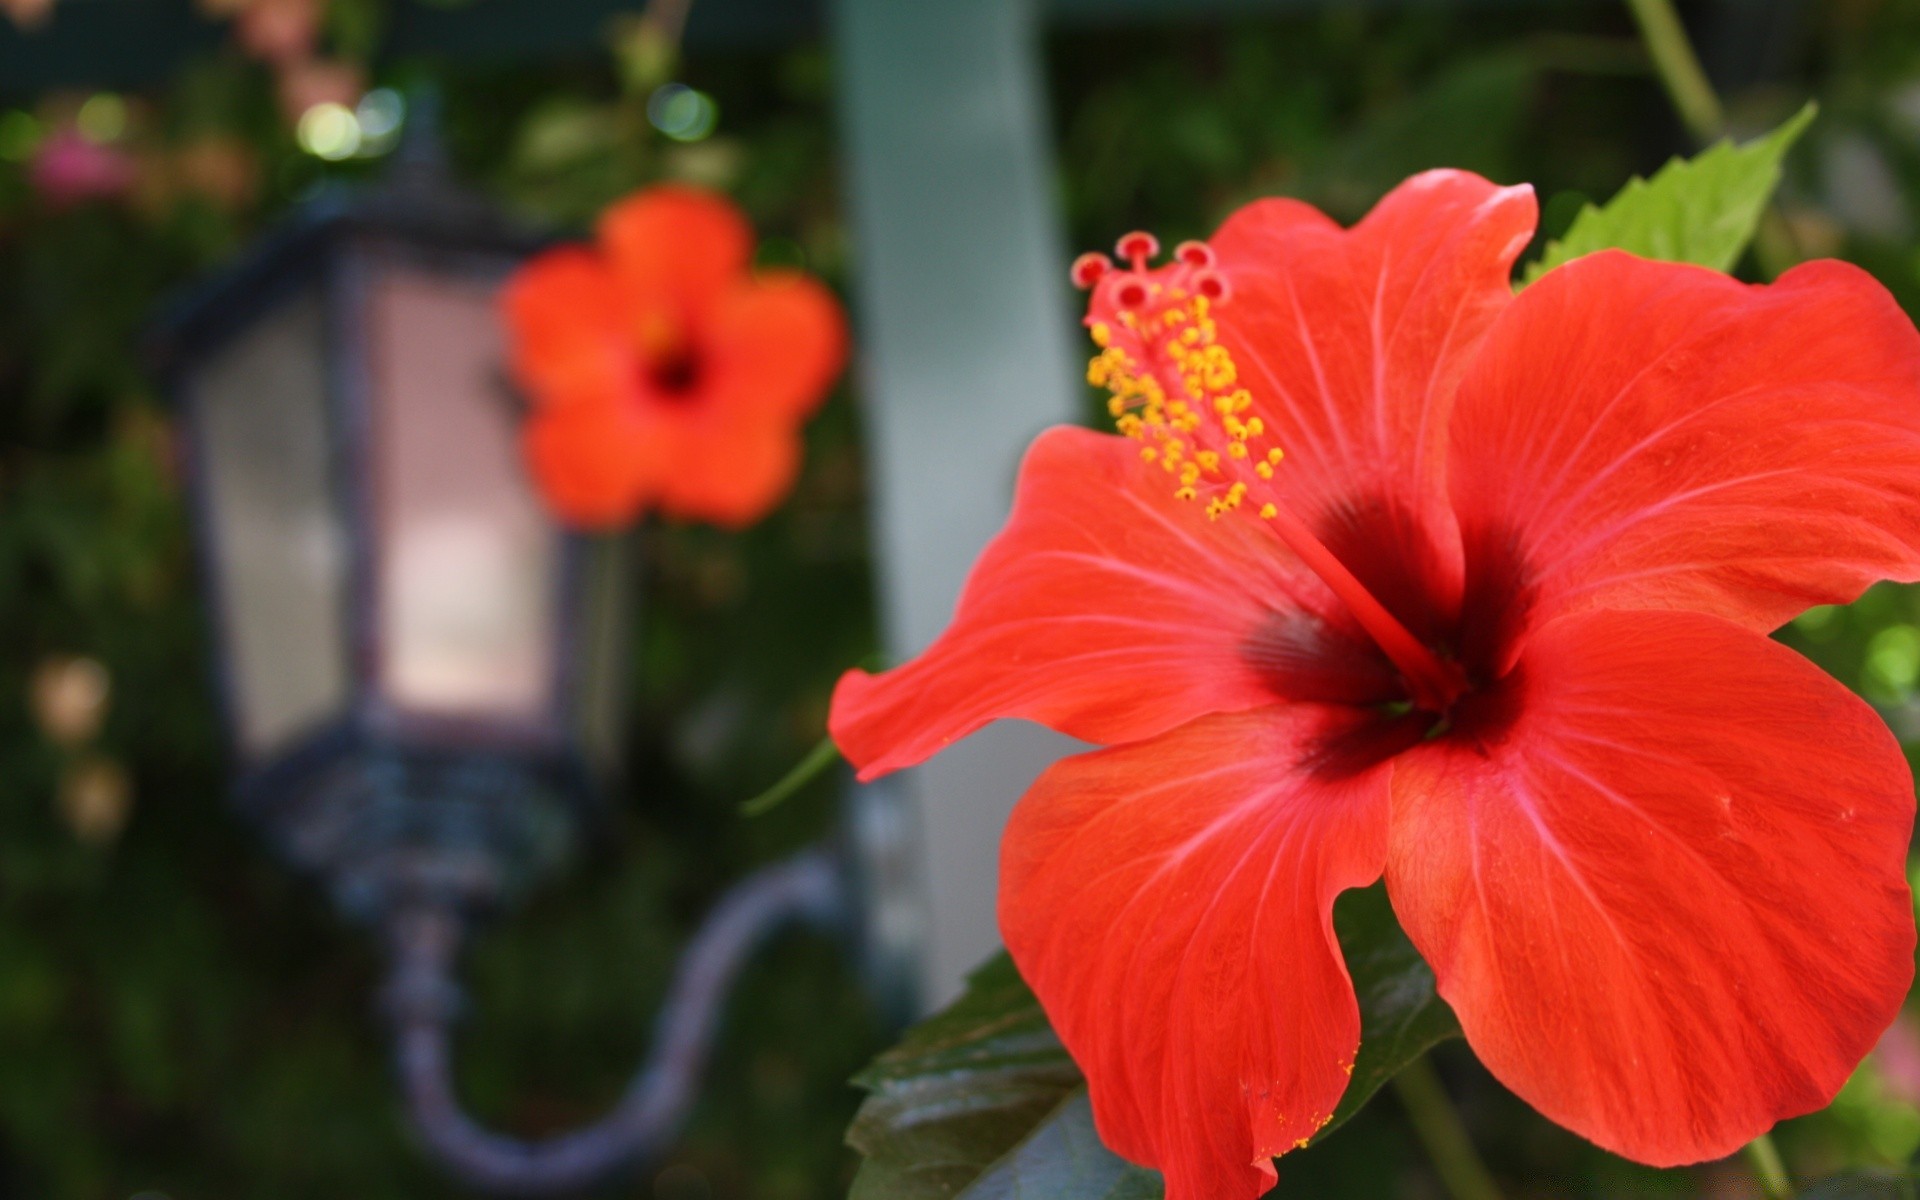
[1077,232,1497,741]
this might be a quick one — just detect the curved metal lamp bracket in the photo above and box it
[380,848,851,1195]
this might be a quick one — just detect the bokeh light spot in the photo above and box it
[0,111,40,162]
[76,93,127,143]
[297,102,362,161]
[1867,624,1920,696]
[356,87,405,154]
[648,83,718,142]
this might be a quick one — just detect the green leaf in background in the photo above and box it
[1520,101,1816,285]
[844,883,1458,1199]
[1803,1169,1920,1199]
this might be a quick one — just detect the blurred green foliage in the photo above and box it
[5,0,1920,1197]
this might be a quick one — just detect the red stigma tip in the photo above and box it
[1114,278,1149,310]
[1071,252,1112,289]
[1115,231,1160,268]
[1193,270,1230,302]
[1175,240,1215,269]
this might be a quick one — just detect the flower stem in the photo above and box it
[740,734,842,817]
[1622,0,1801,277]
[1623,0,1723,144]
[1743,1133,1795,1199]
[1392,1056,1506,1200]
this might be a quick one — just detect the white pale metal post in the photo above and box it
[834,0,1084,1008]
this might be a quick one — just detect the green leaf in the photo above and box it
[1324,882,1462,1133]
[845,954,1086,1200]
[1521,102,1816,286]
[1803,1169,1920,1199]
[955,1093,1163,1200]
[844,883,1458,1199]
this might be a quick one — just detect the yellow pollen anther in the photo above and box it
[1259,503,1277,519]
[1086,276,1285,520]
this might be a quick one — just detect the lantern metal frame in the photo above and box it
[155,166,597,924]
[151,144,910,1195]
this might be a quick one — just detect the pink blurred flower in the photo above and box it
[1875,1010,1920,1108]
[30,127,137,206]
[0,0,54,30]
[276,57,363,126]
[233,0,320,66]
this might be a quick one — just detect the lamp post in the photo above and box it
[151,121,902,1194]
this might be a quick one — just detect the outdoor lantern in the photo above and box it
[151,119,898,1194]
[153,137,616,925]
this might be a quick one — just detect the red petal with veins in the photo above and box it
[1206,171,1536,629]
[1388,608,1915,1165]
[1449,251,1920,654]
[830,425,1396,781]
[1001,707,1395,1200]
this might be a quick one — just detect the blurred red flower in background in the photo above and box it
[831,172,1920,1199]
[501,185,847,530]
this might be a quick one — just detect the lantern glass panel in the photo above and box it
[193,287,352,758]
[365,263,561,727]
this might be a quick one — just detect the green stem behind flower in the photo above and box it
[741,733,843,817]
[1744,1133,1795,1199]
[1623,0,1802,277]
[1392,1056,1506,1200]
[1623,0,1723,143]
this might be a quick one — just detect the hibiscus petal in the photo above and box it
[1000,707,1395,1200]
[829,425,1392,781]
[597,185,752,319]
[704,270,848,420]
[1207,171,1536,625]
[1448,251,1920,650]
[521,398,669,530]
[499,246,631,406]
[655,412,803,529]
[1388,608,1915,1165]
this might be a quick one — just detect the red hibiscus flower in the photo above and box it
[829,171,1920,1199]
[501,185,847,530]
